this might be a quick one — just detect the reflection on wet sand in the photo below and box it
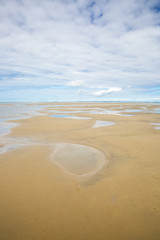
[92,120,115,128]
[50,143,106,176]
[51,114,91,119]
[151,123,160,130]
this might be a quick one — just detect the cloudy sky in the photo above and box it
[0,0,160,102]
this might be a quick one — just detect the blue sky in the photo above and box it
[0,0,160,102]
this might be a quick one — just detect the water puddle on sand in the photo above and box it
[0,122,20,136]
[92,120,115,128]
[150,109,160,114]
[51,115,91,119]
[50,143,106,177]
[151,123,160,130]
[121,109,142,113]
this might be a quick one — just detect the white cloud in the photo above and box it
[66,80,83,87]
[154,97,160,100]
[91,87,122,96]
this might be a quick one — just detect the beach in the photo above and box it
[0,102,160,240]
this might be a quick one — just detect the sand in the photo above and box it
[0,102,160,240]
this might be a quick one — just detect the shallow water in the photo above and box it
[50,143,106,176]
[49,108,141,116]
[50,114,91,119]
[150,109,160,113]
[0,103,45,122]
[0,122,19,136]
[121,109,142,113]
[92,120,115,128]
[151,123,160,130]
[0,142,27,154]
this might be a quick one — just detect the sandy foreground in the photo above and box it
[0,103,160,240]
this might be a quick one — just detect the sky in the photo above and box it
[0,0,160,102]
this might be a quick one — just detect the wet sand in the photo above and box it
[0,103,160,240]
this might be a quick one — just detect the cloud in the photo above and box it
[91,87,122,96]
[0,0,160,101]
[66,80,83,87]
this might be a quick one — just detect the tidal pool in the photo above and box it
[50,143,106,177]
[50,114,91,119]
[92,120,115,128]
